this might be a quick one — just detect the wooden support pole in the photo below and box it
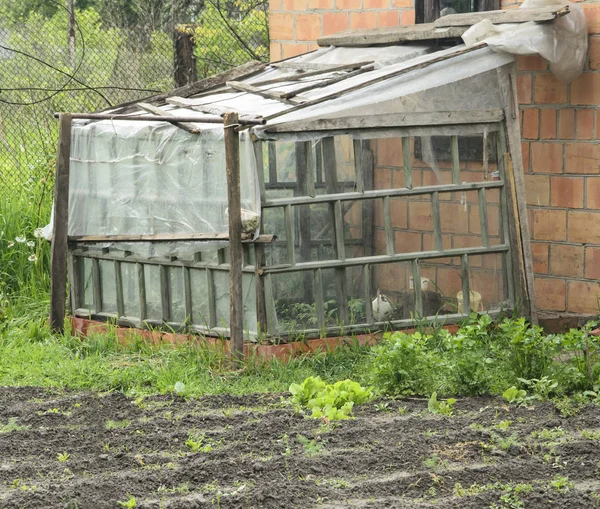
[225,112,244,365]
[50,113,72,333]
[174,27,198,88]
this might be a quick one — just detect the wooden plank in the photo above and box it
[402,137,412,190]
[434,5,569,27]
[461,254,471,314]
[334,200,346,261]
[165,97,266,125]
[273,61,371,71]
[432,191,443,251]
[91,258,102,313]
[106,60,266,114]
[49,113,72,333]
[284,204,296,266]
[183,267,193,325]
[335,267,348,326]
[225,112,245,363]
[252,61,375,87]
[279,65,374,100]
[498,66,536,322]
[265,109,505,133]
[253,140,266,203]
[363,264,374,325]
[139,101,217,134]
[160,265,170,322]
[361,142,375,257]
[254,244,268,336]
[67,255,81,313]
[296,141,313,299]
[314,268,325,330]
[262,244,509,274]
[412,260,423,317]
[497,131,515,305]
[264,44,488,123]
[263,180,503,208]
[383,196,394,256]
[137,263,147,321]
[226,80,302,105]
[115,260,124,317]
[268,142,278,184]
[451,135,460,185]
[317,23,469,47]
[478,188,490,247]
[69,233,275,243]
[353,140,364,194]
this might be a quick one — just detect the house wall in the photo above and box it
[268,0,600,316]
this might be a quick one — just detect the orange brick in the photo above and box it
[516,74,532,104]
[522,108,539,139]
[558,109,575,140]
[378,10,399,26]
[571,73,600,106]
[374,168,392,190]
[440,203,469,234]
[550,244,584,278]
[283,0,307,10]
[576,109,595,140]
[567,210,600,244]
[307,0,333,7]
[530,142,563,174]
[350,11,377,29]
[336,0,362,8]
[534,73,567,104]
[408,201,432,231]
[281,43,309,58]
[567,281,600,314]
[400,9,415,24]
[269,13,294,40]
[522,142,530,172]
[565,143,600,174]
[524,174,550,206]
[534,277,566,311]
[270,42,282,61]
[517,55,548,71]
[583,3,600,34]
[587,177,600,209]
[392,0,412,6]
[533,209,566,241]
[296,13,321,41]
[322,12,348,35]
[540,109,557,140]
[364,0,389,7]
[270,0,281,10]
[395,231,421,253]
[550,176,584,209]
[530,243,549,274]
[590,37,600,70]
[436,266,463,296]
[585,247,600,279]
[375,138,402,166]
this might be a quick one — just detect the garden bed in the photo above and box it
[1,387,599,508]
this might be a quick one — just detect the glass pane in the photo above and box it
[121,262,140,319]
[99,260,117,314]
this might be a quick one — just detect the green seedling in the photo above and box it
[0,418,31,433]
[422,454,448,471]
[105,419,131,430]
[57,452,70,462]
[296,434,324,457]
[185,432,218,453]
[549,474,574,493]
[117,495,137,508]
[428,392,456,416]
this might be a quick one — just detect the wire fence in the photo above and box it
[0,1,268,195]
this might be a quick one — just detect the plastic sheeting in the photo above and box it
[63,117,260,259]
[462,0,588,83]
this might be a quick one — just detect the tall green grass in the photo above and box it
[1,171,53,324]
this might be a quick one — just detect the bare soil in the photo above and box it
[1,387,599,508]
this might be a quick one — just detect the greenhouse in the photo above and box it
[48,4,585,344]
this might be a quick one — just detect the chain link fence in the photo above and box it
[0,1,268,195]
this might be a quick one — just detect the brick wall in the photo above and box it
[269,0,600,315]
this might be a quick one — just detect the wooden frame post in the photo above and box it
[224,112,244,364]
[50,113,72,333]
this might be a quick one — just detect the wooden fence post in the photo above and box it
[224,112,244,365]
[49,113,72,333]
[174,27,198,88]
